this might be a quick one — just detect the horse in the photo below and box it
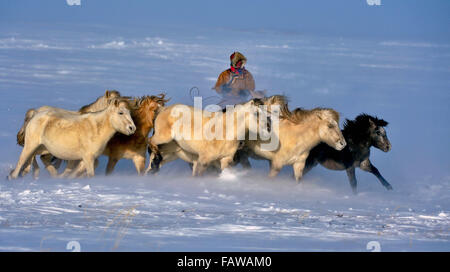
[16,90,123,178]
[243,107,347,181]
[144,95,290,174]
[52,94,169,178]
[101,94,169,175]
[147,98,271,176]
[8,99,136,180]
[303,113,392,193]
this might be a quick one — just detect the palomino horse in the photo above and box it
[8,99,136,179]
[243,107,347,181]
[144,95,290,174]
[16,90,123,178]
[303,113,392,193]
[147,98,271,176]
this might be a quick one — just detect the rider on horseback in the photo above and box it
[213,52,263,104]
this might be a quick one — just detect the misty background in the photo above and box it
[0,0,448,251]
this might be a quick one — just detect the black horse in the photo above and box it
[303,114,392,194]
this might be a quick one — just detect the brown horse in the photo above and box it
[102,94,169,175]
[304,113,392,194]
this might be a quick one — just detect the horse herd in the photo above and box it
[9,90,393,193]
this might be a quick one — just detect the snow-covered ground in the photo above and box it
[0,23,449,251]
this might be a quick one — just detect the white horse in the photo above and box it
[145,95,289,175]
[16,90,123,178]
[244,107,347,181]
[148,99,271,176]
[8,99,136,179]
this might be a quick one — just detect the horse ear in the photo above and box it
[113,99,120,107]
[105,90,111,98]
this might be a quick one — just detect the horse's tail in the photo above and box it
[146,137,162,173]
[17,108,37,146]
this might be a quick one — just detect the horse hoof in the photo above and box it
[150,154,162,173]
[386,184,393,190]
[149,166,160,175]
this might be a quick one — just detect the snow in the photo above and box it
[0,23,449,251]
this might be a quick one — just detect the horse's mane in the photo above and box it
[129,93,169,110]
[128,94,170,123]
[221,98,265,113]
[343,113,388,144]
[262,95,296,122]
[290,107,340,124]
[78,90,122,113]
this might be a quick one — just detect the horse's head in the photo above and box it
[108,99,136,136]
[316,109,346,151]
[79,90,124,114]
[366,115,391,152]
[135,94,170,126]
[105,89,122,99]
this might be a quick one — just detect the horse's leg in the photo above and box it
[106,157,119,175]
[194,162,208,176]
[69,157,95,179]
[60,160,79,178]
[194,154,213,176]
[360,159,393,190]
[146,141,184,174]
[209,160,222,174]
[132,155,146,175]
[302,155,319,176]
[220,156,234,171]
[20,156,33,177]
[191,161,199,176]
[77,159,98,178]
[68,161,86,179]
[145,146,169,174]
[53,158,62,171]
[145,150,156,174]
[19,154,37,179]
[83,155,96,178]
[94,158,99,170]
[235,150,251,169]
[40,154,59,177]
[145,149,174,175]
[293,160,307,182]
[31,156,40,179]
[8,142,39,180]
[147,136,168,170]
[268,159,282,178]
[345,167,358,194]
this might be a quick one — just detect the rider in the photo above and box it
[212,52,258,104]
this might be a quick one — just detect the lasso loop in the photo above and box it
[188,86,222,105]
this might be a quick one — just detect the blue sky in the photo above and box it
[1,0,449,40]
